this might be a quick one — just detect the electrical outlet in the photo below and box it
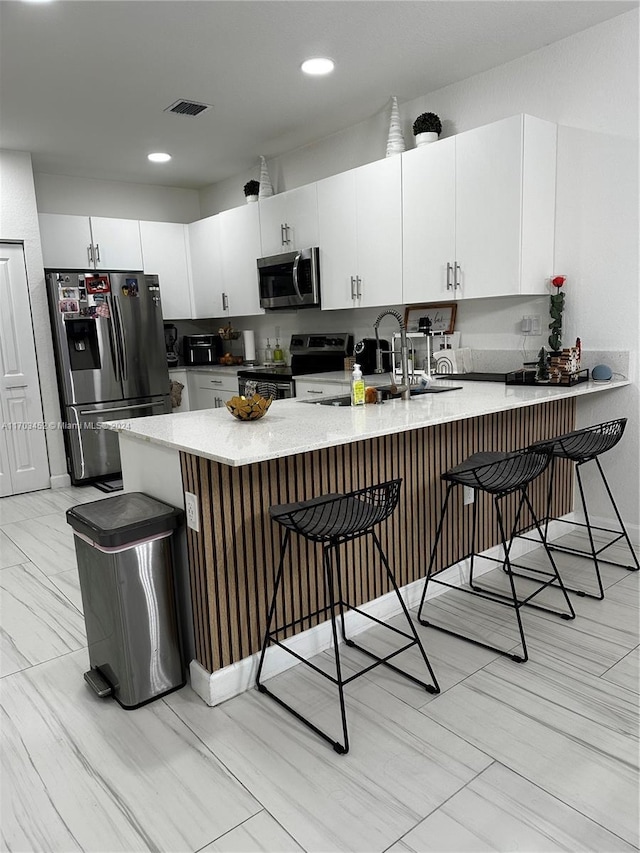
[184,491,200,532]
[521,315,541,336]
[463,486,475,506]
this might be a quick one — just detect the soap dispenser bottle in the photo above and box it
[264,338,273,365]
[351,363,365,407]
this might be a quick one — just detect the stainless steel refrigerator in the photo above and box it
[46,270,171,484]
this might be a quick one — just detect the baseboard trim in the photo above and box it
[50,473,71,489]
[188,519,568,707]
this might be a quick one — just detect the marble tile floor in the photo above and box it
[0,485,638,852]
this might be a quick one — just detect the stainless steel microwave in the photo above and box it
[257,247,320,310]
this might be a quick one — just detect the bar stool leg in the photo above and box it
[417,483,454,619]
[594,457,640,572]
[495,496,529,663]
[256,529,290,689]
[323,544,350,755]
[468,490,480,589]
[371,532,440,693]
[575,464,605,599]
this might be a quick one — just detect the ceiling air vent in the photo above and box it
[164,99,212,117]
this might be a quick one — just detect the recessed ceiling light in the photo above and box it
[301,57,335,76]
[148,152,171,163]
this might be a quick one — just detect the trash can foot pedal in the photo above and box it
[84,669,112,698]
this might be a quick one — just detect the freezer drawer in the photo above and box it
[65,397,171,483]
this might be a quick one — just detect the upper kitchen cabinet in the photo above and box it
[188,214,224,318]
[318,156,402,310]
[139,221,193,320]
[218,203,264,317]
[403,114,557,303]
[259,184,319,256]
[38,213,143,270]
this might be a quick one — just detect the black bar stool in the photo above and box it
[520,419,639,599]
[417,449,575,663]
[256,478,439,755]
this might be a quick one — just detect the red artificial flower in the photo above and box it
[551,275,566,288]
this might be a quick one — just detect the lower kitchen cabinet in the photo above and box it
[188,371,239,411]
[295,377,350,399]
[168,369,190,412]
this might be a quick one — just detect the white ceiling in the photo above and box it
[0,0,636,190]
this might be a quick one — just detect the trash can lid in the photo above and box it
[66,492,184,548]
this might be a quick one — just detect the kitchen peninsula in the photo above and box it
[106,377,629,705]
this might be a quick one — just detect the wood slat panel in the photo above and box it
[180,399,576,672]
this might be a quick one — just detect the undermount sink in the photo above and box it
[302,385,463,406]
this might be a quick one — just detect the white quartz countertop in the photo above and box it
[106,378,629,467]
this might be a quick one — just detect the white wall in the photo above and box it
[34,173,200,223]
[0,150,67,484]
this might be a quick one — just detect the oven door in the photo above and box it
[238,377,294,399]
[258,248,320,309]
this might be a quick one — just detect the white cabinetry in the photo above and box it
[259,184,319,255]
[295,377,350,399]
[188,371,239,411]
[188,215,224,318]
[140,221,193,319]
[218,204,264,317]
[168,369,190,412]
[402,114,557,303]
[38,213,143,270]
[318,156,402,310]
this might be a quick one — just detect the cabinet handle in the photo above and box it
[356,276,362,298]
[446,262,453,290]
[454,262,461,289]
[281,223,286,246]
[94,244,101,263]
[88,245,94,265]
[350,276,356,300]
[307,389,324,395]
[222,292,229,311]
[285,223,291,244]
[209,379,223,385]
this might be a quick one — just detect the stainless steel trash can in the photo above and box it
[67,492,185,709]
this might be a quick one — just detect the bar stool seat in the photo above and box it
[418,448,576,663]
[518,418,639,599]
[256,478,439,755]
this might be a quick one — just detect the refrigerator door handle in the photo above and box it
[112,295,128,381]
[105,296,121,381]
[78,401,168,416]
[68,406,86,480]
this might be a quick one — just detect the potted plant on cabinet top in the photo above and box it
[243,180,260,203]
[412,112,442,146]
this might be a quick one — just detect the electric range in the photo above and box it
[238,333,353,398]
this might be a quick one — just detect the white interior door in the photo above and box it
[0,243,50,495]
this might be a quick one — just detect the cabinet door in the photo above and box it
[402,138,456,303]
[259,184,319,255]
[355,157,402,308]
[218,204,263,317]
[295,379,349,399]
[188,215,225,318]
[455,116,522,299]
[258,194,288,255]
[140,221,193,319]
[317,170,358,310]
[189,374,238,410]
[90,217,143,270]
[38,213,93,269]
[169,369,190,411]
[282,184,319,251]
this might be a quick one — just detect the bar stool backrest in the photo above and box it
[537,418,627,462]
[443,449,551,495]
[273,479,402,542]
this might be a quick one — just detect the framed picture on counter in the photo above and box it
[404,302,457,335]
